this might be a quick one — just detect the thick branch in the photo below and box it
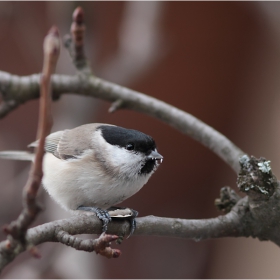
[0,72,245,173]
[22,188,280,247]
[25,212,245,243]
[0,202,247,272]
[2,174,280,271]
[21,181,280,248]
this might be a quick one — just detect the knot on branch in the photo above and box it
[215,186,241,213]
[237,155,278,200]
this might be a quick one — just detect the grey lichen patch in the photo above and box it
[256,185,269,195]
[237,155,277,199]
[258,161,271,174]
[239,154,250,169]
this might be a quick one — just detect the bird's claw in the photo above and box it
[107,207,138,238]
[127,209,138,238]
[77,206,112,232]
[77,205,138,236]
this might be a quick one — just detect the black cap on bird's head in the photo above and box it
[98,125,155,154]
[98,125,163,174]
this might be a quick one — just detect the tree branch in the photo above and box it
[0,202,246,272]
[2,173,280,272]
[0,10,244,174]
[0,71,245,173]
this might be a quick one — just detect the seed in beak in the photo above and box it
[155,158,163,164]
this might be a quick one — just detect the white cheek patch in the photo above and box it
[108,145,144,176]
[93,129,145,178]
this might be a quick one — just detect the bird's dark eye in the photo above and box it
[126,143,134,151]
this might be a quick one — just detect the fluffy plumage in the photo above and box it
[0,123,163,212]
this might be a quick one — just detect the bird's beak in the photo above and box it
[148,150,163,164]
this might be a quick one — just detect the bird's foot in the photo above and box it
[77,206,112,232]
[107,206,138,238]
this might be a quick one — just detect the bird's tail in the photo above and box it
[0,151,34,161]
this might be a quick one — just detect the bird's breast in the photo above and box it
[42,153,150,211]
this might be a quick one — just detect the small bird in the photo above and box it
[0,123,163,235]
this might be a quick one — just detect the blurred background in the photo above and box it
[1,1,280,278]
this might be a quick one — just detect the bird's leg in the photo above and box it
[77,206,112,232]
[107,206,138,238]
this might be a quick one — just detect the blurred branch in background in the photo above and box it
[98,1,164,84]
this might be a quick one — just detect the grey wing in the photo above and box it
[28,130,65,155]
[28,123,103,160]
[55,123,100,159]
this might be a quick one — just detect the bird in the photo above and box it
[0,123,163,235]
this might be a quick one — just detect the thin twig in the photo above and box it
[1,26,59,256]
